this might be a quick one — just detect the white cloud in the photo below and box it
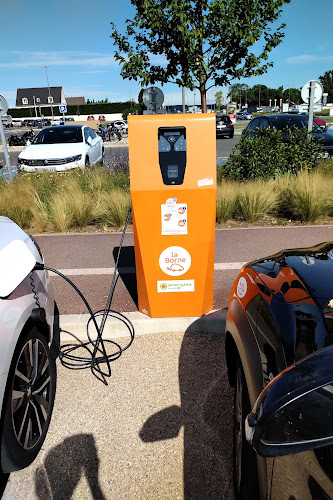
[286,54,333,64]
[0,51,116,69]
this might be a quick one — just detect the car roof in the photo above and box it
[41,125,85,131]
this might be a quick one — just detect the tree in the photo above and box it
[215,90,223,111]
[111,0,290,113]
[319,70,333,103]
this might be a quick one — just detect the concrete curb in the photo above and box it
[58,309,226,341]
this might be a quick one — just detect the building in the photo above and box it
[15,87,66,108]
[65,97,86,106]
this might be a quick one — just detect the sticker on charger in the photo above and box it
[157,279,195,293]
[161,200,187,235]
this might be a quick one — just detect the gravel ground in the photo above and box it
[1,331,234,500]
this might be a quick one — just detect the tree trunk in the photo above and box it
[199,75,207,113]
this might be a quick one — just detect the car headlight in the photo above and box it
[66,154,82,163]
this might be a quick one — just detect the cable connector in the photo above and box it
[34,262,45,271]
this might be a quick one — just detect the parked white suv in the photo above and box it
[0,217,56,472]
[51,117,64,126]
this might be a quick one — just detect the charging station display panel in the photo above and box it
[129,114,216,318]
[158,127,186,185]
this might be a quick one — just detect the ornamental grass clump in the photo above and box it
[237,180,278,222]
[216,181,239,223]
[99,189,131,228]
[0,177,34,228]
[280,169,333,223]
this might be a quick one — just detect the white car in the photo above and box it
[0,217,56,472]
[111,120,128,132]
[51,117,64,126]
[18,125,104,172]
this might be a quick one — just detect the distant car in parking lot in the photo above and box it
[236,111,253,120]
[110,120,128,132]
[87,116,95,121]
[65,117,75,122]
[242,113,333,156]
[98,115,106,121]
[18,125,104,172]
[301,112,328,132]
[216,115,234,138]
[51,117,64,126]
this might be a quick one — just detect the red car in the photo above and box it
[98,115,106,121]
[87,115,95,121]
[301,112,328,131]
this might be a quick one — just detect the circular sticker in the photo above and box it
[159,246,191,277]
[237,277,247,298]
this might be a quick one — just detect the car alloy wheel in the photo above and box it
[233,359,259,499]
[1,328,56,472]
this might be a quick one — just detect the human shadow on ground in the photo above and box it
[140,309,235,500]
[112,246,138,308]
[34,434,105,500]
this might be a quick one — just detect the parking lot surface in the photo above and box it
[2,329,234,500]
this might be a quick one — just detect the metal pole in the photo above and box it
[182,86,185,114]
[307,81,315,136]
[0,114,12,181]
[259,85,261,108]
[33,96,38,118]
[43,65,54,120]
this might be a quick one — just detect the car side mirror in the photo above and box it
[0,239,37,298]
[246,345,333,457]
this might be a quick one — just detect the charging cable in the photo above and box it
[34,208,134,384]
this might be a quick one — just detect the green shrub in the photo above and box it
[222,126,323,181]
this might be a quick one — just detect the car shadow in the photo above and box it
[34,434,106,500]
[139,308,234,500]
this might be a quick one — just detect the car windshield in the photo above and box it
[33,127,83,144]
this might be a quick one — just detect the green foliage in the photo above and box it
[319,70,333,103]
[215,90,224,111]
[8,101,139,118]
[313,109,330,116]
[221,127,323,181]
[228,83,301,107]
[111,0,290,111]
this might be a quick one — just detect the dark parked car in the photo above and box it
[216,114,234,138]
[242,113,333,156]
[225,242,333,499]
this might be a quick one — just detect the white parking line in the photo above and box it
[50,262,246,277]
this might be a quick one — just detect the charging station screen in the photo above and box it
[158,127,187,185]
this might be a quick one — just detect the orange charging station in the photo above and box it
[128,114,216,318]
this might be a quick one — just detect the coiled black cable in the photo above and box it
[34,208,134,384]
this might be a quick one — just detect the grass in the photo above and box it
[2,159,333,232]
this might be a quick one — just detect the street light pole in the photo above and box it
[33,96,38,118]
[42,65,54,120]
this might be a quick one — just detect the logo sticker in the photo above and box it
[237,277,247,298]
[157,279,195,293]
[159,246,191,277]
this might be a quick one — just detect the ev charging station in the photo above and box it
[129,114,216,318]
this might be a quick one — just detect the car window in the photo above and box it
[84,128,90,143]
[89,128,97,139]
[247,118,260,131]
[33,127,84,144]
[256,118,270,130]
[216,116,230,124]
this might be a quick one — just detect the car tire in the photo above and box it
[0,328,56,473]
[233,359,259,500]
[229,133,234,139]
[85,156,90,167]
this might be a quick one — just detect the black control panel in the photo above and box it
[158,126,187,185]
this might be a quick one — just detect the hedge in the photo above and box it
[8,101,139,118]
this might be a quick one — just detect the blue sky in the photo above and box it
[1,0,333,108]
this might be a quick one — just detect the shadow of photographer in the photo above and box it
[35,434,105,500]
[140,309,234,500]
